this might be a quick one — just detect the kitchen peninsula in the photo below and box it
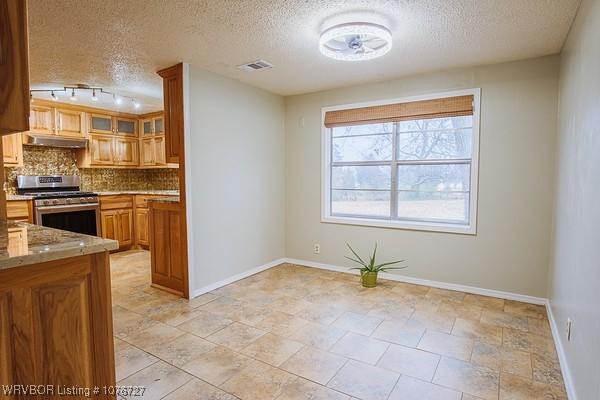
[0,221,118,393]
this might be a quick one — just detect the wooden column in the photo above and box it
[155,63,189,298]
[0,0,31,134]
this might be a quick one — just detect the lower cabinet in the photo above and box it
[100,195,134,249]
[101,209,133,249]
[0,253,116,393]
[100,195,177,251]
[135,207,150,247]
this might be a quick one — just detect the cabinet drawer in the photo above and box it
[100,195,133,210]
[6,200,31,221]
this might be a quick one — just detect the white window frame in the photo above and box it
[321,88,481,235]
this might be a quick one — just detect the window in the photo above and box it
[322,90,480,234]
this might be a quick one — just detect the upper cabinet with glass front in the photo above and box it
[139,114,164,136]
[88,114,138,137]
[116,117,137,136]
[89,113,114,134]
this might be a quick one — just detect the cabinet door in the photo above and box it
[115,117,137,136]
[159,64,183,164]
[100,210,118,241]
[135,208,149,247]
[56,109,85,137]
[29,105,55,135]
[2,133,23,166]
[140,137,155,166]
[117,210,134,247]
[153,116,164,135]
[154,136,166,165]
[150,205,185,294]
[141,119,153,136]
[115,138,139,166]
[89,114,113,134]
[90,135,115,165]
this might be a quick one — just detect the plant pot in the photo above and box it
[361,271,378,288]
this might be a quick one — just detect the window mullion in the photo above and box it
[390,122,399,219]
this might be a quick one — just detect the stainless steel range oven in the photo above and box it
[17,175,101,236]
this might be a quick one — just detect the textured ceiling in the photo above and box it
[28,0,580,103]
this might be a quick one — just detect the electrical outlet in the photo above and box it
[313,244,320,254]
[566,318,572,341]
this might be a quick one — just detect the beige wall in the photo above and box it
[549,0,600,398]
[285,56,559,297]
[187,67,286,292]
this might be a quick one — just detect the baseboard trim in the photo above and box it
[545,300,577,400]
[192,258,286,298]
[284,257,547,305]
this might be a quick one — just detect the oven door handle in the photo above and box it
[35,204,100,212]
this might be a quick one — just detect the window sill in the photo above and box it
[321,215,477,235]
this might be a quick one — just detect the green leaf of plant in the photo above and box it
[344,256,366,267]
[374,260,405,269]
[346,243,367,266]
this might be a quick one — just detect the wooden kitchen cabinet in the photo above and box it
[158,64,183,164]
[135,207,150,247]
[140,136,166,167]
[29,105,55,135]
[154,135,166,164]
[134,194,178,249]
[90,134,115,165]
[2,133,23,166]
[6,200,33,223]
[141,137,155,166]
[55,108,85,137]
[115,137,139,166]
[0,253,116,392]
[100,195,134,249]
[28,104,85,138]
[89,113,114,134]
[116,117,137,136]
[101,209,133,249]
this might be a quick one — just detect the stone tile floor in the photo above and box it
[111,250,566,400]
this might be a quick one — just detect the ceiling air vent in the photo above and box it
[237,60,273,71]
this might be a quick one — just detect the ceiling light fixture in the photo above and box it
[29,85,141,109]
[319,22,392,61]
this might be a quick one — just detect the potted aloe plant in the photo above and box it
[345,243,406,288]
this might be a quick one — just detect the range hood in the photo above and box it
[24,134,88,149]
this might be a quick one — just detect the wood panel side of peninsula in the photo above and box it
[0,252,116,397]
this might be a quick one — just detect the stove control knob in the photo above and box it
[66,199,72,204]
[52,199,59,205]
[43,200,50,206]
[87,197,95,203]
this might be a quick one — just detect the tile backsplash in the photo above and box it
[4,145,178,193]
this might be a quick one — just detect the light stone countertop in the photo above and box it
[6,194,35,200]
[95,190,180,196]
[146,196,180,204]
[0,221,118,270]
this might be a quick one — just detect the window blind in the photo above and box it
[324,95,474,128]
